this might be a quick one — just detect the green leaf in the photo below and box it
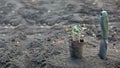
[71,25,80,35]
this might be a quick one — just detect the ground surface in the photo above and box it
[0,0,120,68]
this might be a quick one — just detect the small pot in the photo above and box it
[69,39,85,59]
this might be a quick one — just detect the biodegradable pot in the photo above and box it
[69,39,85,59]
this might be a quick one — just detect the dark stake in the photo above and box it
[99,10,109,60]
[99,39,107,60]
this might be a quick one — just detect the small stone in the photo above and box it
[16,41,20,44]
[48,10,51,13]
[32,0,35,2]
[4,26,9,28]
[0,11,3,13]
[12,11,15,13]
[2,34,6,36]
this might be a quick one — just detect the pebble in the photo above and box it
[48,10,51,13]
[0,11,3,13]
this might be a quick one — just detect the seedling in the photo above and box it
[71,25,87,41]
[68,24,87,59]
